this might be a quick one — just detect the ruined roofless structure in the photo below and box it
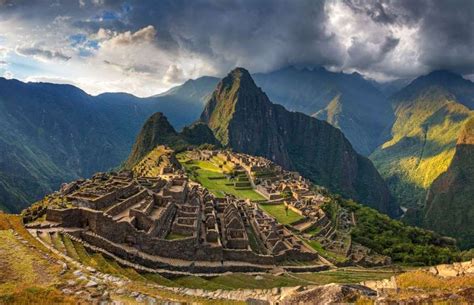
[26,147,325,274]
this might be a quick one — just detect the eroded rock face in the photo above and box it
[200,68,400,217]
[280,283,376,305]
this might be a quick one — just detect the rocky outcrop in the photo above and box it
[428,260,474,277]
[280,283,376,305]
[200,68,400,217]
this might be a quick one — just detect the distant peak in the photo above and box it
[421,69,464,82]
[219,67,258,91]
[228,67,252,79]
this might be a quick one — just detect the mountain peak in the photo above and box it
[124,112,178,168]
[199,68,399,216]
[220,67,257,90]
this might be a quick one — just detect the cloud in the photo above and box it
[0,0,472,95]
[102,25,156,46]
[3,71,13,79]
[16,46,71,61]
[163,64,186,84]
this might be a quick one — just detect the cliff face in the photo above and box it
[424,117,474,249]
[201,68,399,216]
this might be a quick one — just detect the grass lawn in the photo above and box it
[180,157,265,201]
[258,203,303,225]
[165,232,189,240]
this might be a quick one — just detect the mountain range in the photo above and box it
[1,66,473,249]
[129,68,400,216]
[370,70,474,209]
[0,77,214,212]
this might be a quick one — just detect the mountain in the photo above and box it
[370,78,413,97]
[0,77,217,212]
[124,112,218,169]
[137,67,396,156]
[150,76,219,130]
[370,70,474,208]
[200,68,400,217]
[252,67,394,155]
[424,117,474,249]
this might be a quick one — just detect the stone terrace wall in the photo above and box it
[105,189,148,216]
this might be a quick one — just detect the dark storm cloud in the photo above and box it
[342,0,474,75]
[1,0,473,79]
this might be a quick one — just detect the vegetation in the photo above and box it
[324,197,461,265]
[0,213,77,305]
[370,71,474,208]
[178,154,265,201]
[423,116,474,249]
[201,67,399,216]
[258,203,303,225]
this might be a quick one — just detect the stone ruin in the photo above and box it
[26,149,322,274]
[25,147,390,273]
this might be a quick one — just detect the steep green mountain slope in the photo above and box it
[200,68,400,217]
[124,113,218,169]
[138,67,395,156]
[0,77,216,212]
[253,67,393,155]
[423,117,474,249]
[370,71,474,208]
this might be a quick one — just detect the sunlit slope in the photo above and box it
[370,71,474,207]
[424,117,474,249]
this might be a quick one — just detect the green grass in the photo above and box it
[304,239,347,263]
[165,232,188,240]
[61,235,81,261]
[50,233,67,254]
[258,204,303,225]
[180,158,265,201]
[305,227,321,236]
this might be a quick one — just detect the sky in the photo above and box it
[0,0,473,97]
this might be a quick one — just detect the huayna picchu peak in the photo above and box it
[200,68,400,217]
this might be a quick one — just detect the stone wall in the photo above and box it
[105,189,148,216]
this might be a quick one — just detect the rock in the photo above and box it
[281,283,376,305]
[255,275,263,280]
[101,291,110,300]
[136,294,145,302]
[115,288,125,295]
[86,266,97,273]
[73,270,83,277]
[436,264,459,277]
[62,288,73,295]
[130,291,139,298]
[78,275,88,282]
[85,280,98,288]
[66,279,76,286]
